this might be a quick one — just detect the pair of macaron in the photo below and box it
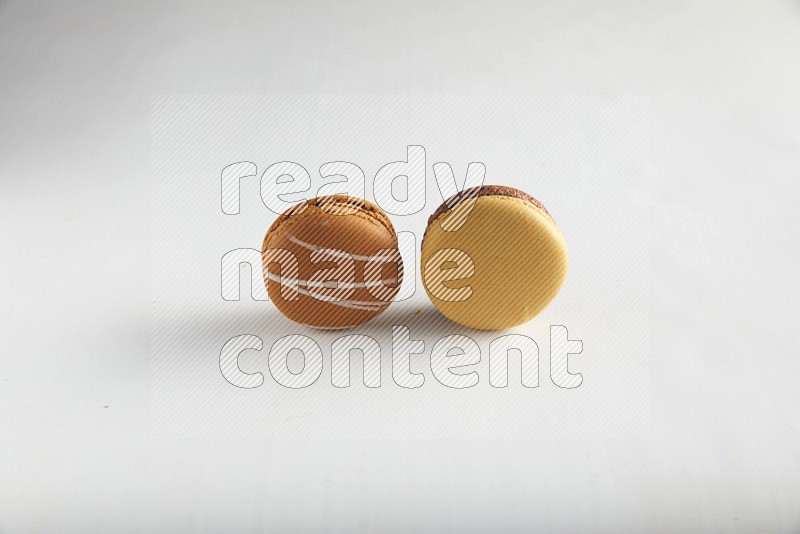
[261,186,568,330]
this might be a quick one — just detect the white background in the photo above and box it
[1,1,799,532]
[151,95,651,441]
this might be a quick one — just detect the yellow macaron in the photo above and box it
[421,185,568,330]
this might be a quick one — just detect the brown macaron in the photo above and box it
[262,195,403,329]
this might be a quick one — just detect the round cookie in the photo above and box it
[262,196,403,329]
[421,185,568,330]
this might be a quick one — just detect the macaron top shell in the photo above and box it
[421,186,568,330]
[266,195,396,238]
